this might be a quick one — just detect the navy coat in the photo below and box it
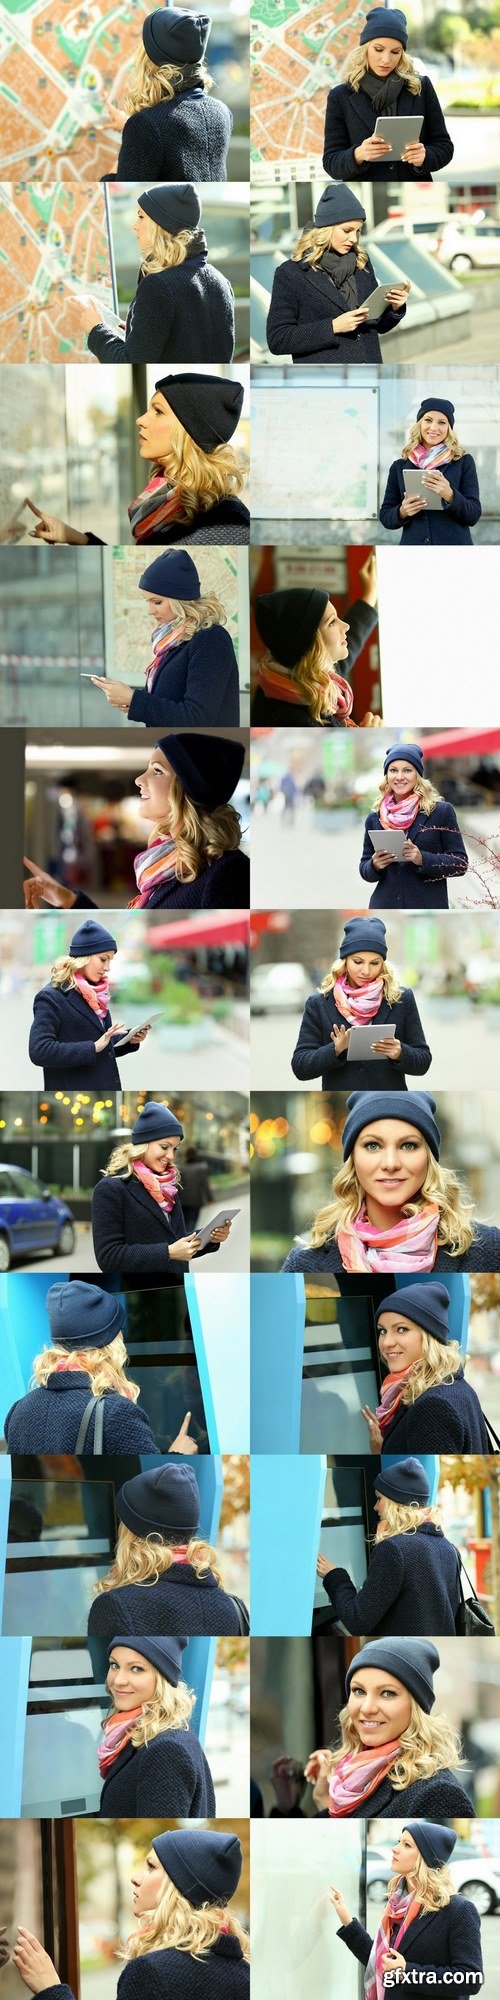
[73,847,250,908]
[266,253,406,365]
[87,258,235,366]
[127,626,240,729]
[324,1765,474,1818]
[28,982,137,1090]
[323,76,454,181]
[98,1725,215,1816]
[92,1171,221,1280]
[338,1900,482,1995]
[88,1563,247,1638]
[251,599,378,727]
[3,1372,159,1454]
[380,454,481,544]
[86,495,250,547]
[291,985,430,1091]
[113,90,232,183]
[282,1223,500,1276]
[45,1937,249,2000]
[381,1370,493,1452]
[321,1521,461,1636]
[360,803,468,909]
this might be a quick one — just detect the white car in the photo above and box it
[251,961,311,1015]
[436,218,500,271]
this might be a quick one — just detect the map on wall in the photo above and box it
[252,386,378,519]
[251,0,368,174]
[0,183,114,359]
[0,0,150,181]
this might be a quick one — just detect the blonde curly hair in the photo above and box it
[332,1693,462,1789]
[153,769,243,884]
[342,44,421,95]
[139,222,201,276]
[49,952,114,989]
[105,1662,194,1748]
[31,1333,140,1402]
[101,1137,181,1180]
[310,1145,475,1257]
[374,1498,440,1541]
[123,1870,249,1965]
[373,770,441,815]
[124,46,212,117]
[321,954,402,1003]
[388,1850,454,1912]
[402,419,466,462]
[95,1522,223,1596]
[154,413,247,531]
[261,629,342,724]
[292,224,368,272]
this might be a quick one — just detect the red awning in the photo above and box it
[422,729,500,758]
[147,911,249,949]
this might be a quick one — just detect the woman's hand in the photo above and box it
[210,1219,232,1244]
[169,1409,199,1455]
[168,1234,203,1262]
[91,676,134,712]
[23,858,76,911]
[354,135,392,161]
[399,494,427,518]
[329,1887,353,1928]
[332,307,369,334]
[24,499,88,546]
[358,550,377,608]
[402,139,426,167]
[382,1951,407,1973]
[94,1023,127,1054]
[71,295,103,334]
[371,1037,402,1060]
[129,1025,150,1045]
[317,1553,335,1577]
[422,469,453,503]
[372,849,395,871]
[304,1748,332,1807]
[360,711,382,727]
[100,90,126,132]
[331,1024,351,1054]
[11,1930,60,1995]
[385,283,410,308]
[402,839,422,866]
[361,1405,383,1452]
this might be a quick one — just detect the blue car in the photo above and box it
[0,1164,75,1271]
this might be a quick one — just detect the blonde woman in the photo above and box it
[73,187,234,365]
[24,373,249,548]
[331,1821,482,1991]
[251,556,380,727]
[362,1282,492,1453]
[88,1461,249,1638]
[305,1637,474,1818]
[2,1280,198,1455]
[91,1099,233,1281]
[317,1456,462,1636]
[90,548,240,728]
[266,184,409,366]
[23,733,249,911]
[360,742,468,910]
[291,915,431,1089]
[101,8,232,183]
[323,9,453,181]
[28,917,149,1090]
[12,1828,249,2000]
[380,398,481,544]
[94,1637,215,1815]
[281,1092,500,1275]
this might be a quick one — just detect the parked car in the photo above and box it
[370,214,449,256]
[367,1843,500,1914]
[436,218,500,271]
[251,962,311,1015]
[0,1164,75,1270]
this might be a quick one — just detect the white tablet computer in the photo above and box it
[403,469,442,511]
[368,827,406,859]
[346,1023,396,1060]
[113,1011,166,1049]
[374,114,423,159]
[193,1207,241,1250]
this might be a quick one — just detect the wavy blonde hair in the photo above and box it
[124,46,212,116]
[310,1146,475,1256]
[321,954,402,1003]
[374,1499,440,1541]
[148,593,227,640]
[402,419,466,462]
[123,1872,249,1964]
[342,44,421,95]
[101,1138,181,1181]
[262,629,341,724]
[152,770,242,883]
[155,413,247,530]
[140,222,199,275]
[31,1333,140,1402]
[292,224,368,271]
[374,771,441,815]
[332,1694,462,1788]
[379,1327,464,1402]
[105,1663,194,1748]
[95,1522,223,1596]
[49,952,114,989]
[389,1853,453,1912]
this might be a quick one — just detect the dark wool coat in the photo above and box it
[127,626,240,730]
[321,1521,462,1636]
[338,1901,482,1996]
[282,1224,500,1276]
[87,1564,248,1638]
[291,985,430,1091]
[250,599,378,727]
[323,77,454,181]
[91,1171,221,1279]
[360,803,468,909]
[73,848,250,909]
[41,1936,249,2000]
[112,90,232,183]
[28,982,137,1090]
[266,253,406,365]
[87,258,235,366]
[323,1766,474,1818]
[98,1726,215,1816]
[86,496,250,548]
[381,1371,493,1452]
[379,454,481,544]
[3,1372,158,1454]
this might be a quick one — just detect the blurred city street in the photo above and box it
[251,991,500,1092]
[251,797,500,909]
[6,1191,250,1275]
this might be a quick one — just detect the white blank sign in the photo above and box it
[252,385,378,518]
[378,547,499,726]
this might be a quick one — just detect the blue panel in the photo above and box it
[0,1462,12,1626]
[0,1272,63,1427]
[186,1275,250,1452]
[251,1455,326,1634]
[0,1637,31,1815]
[251,1274,305,1453]
[185,1635,217,1744]
[394,1273,470,1355]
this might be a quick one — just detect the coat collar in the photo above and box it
[166,1562,218,1590]
[122,1171,180,1238]
[347,77,414,135]
[394,1904,442,1953]
[44,1371,93,1394]
[294,257,355,313]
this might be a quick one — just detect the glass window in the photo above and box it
[0,547,107,727]
[0,365,138,547]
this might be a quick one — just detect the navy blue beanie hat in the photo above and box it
[342,1091,440,1161]
[157,730,245,809]
[383,742,424,777]
[139,183,201,235]
[152,1829,242,1907]
[143,9,211,67]
[155,372,244,453]
[109,1635,188,1687]
[132,1101,184,1144]
[69,920,117,957]
[339,917,387,960]
[377,1282,452,1345]
[47,1280,122,1350]
[360,8,408,46]
[117,1463,200,1539]
[417,398,455,429]
[254,587,328,670]
[375,1457,430,1505]
[139,549,201,600]
[402,1822,457,1867]
[315,184,366,228]
[346,1638,439,1712]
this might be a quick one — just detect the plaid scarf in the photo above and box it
[128,473,182,544]
[257,658,353,719]
[97,1707,143,1775]
[333,972,384,1024]
[408,441,452,469]
[129,835,178,909]
[375,1363,416,1431]
[73,971,110,1019]
[379,790,420,831]
[145,617,187,692]
[328,1739,402,1816]
[337,1200,440,1273]
[365,1884,423,2000]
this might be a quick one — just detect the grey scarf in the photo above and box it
[359,67,405,115]
[317,247,358,312]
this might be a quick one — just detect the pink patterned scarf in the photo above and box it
[145,616,187,692]
[337,1201,440,1273]
[333,972,384,1025]
[128,835,178,909]
[328,1739,402,1817]
[97,1707,143,1775]
[133,1159,178,1214]
[257,658,353,719]
[74,971,110,1019]
[408,440,452,469]
[375,1364,415,1431]
[365,1884,423,2000]
[379,790,420,831]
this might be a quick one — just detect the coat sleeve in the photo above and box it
[28,990,99,1071]
[379,460,404,531]
[360,817,381,885]
[321,1540,406,1633]
[420,76,454,174]
[323,88,361,178]
[87,276,171,366]
[344,599,378,675]
[91,1182,181,1274]
[398,990,432,1075]
[336,1919,373,1967]
[128,628,237,729]
[116,109,161,178]
[418,810,468,882]
[291,997,342,1082]
[442,456,482,529]
[135,1736,197,1813]
[266,262,342,357]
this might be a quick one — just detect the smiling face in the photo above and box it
[135,747,173,826]
[377,1310,424,1372]
[391,1828,421,1877]
[131,1848,166,1915]
[385,758,418,798]
[352,1119,428,1216]
[328,219,363,257]
[319,601,350,663]
[136,391,176,466]
[367,36,404,76]
[348,1665,412,1745]
[143,1136,180,1174]
[83,950,115,983]
[107,1646,156,1711]
[419,410,450,448]
[344,951,384,988]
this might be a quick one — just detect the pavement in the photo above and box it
[0,990,250,1092]
[250,801,500,909]
[9,1191,250,1274]
[251,994,500,1093]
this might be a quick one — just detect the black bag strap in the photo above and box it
[457,1549,481,1605]
[75,1394,105,1456]
[229,1594,250,1636]
[482,1411,500,1452]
